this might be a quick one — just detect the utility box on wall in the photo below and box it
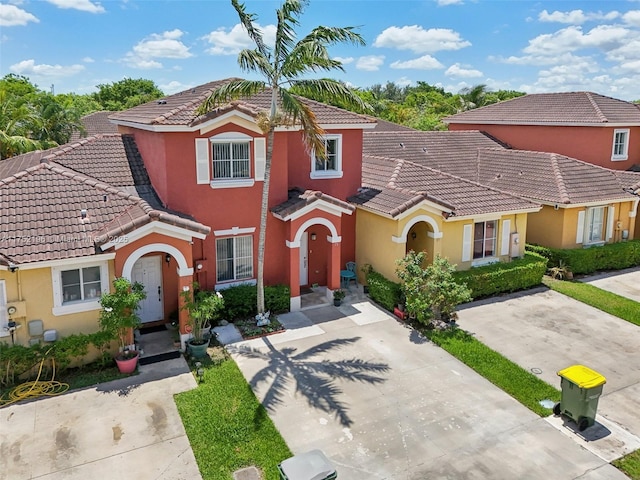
[510,233,520,258]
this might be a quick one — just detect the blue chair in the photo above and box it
[340,262,357,290]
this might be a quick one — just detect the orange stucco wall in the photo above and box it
[449,123,640,170]
[123,122,360,293]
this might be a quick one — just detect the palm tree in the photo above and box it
[459,84,490,111]
[198,0,368,313]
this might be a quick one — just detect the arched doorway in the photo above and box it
[406,221,435,264]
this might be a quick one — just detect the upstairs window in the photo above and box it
[311,134,343,179]
[612,129,629,161]
[212,141,250,179]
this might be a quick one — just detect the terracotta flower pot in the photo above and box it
[115,351,140,374]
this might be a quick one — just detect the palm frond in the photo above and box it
[301,25,365,47]
[274,0,306,69]
[238,49,274,79]
[279,88,325,155]
[197,79,266,116]
[281,42,343,77]
[291,79,371,114]
[231,0,270,58]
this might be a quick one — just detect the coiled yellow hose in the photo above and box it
[0,357,69,407]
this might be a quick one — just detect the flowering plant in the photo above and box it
[99,277,146,357]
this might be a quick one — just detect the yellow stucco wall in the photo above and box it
[355,207,529,281]
[0,261,115,346]
[528,202,637,249]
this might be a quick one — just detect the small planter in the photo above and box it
[333,298,342,307]
[115,351,139,374]
[188,339,209,359]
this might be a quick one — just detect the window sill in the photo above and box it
[611,155,628,162]
[471,257,499,267]
[210,179,255,189]
[583,241,606,248]
[52,300,101,316]
[215,278,256,290]
[310,171,343,180]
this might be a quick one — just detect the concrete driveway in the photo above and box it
[229,300,626,479]
[580,267,640,302]
[456,287,640,457]
[0,358,201,480]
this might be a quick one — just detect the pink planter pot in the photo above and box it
[115,352,139,374]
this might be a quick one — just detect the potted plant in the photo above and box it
[99,277,147,374]
[180,282,224,358]
[333,289,346,306]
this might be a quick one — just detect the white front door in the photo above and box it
[132,256,164,323]
[299,232,308,286]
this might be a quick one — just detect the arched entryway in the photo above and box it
[406,222,435,264]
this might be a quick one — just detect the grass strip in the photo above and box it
[175,357,291,480]
[613,449,640,479]
[543,277,640,327]
[424,327,560,416]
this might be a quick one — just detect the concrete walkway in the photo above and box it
[227,296,627,479]
[0,357,201,480]
[579,266,640,302]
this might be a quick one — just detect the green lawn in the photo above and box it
[543,277,640,327]
[174,356,291,480]
[613,450,640,479]
[425,327,560,416]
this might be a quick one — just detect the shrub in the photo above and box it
[527,240,640,275]
[453,253,547,299]
[220,284,290,321]
[365,269,402,312]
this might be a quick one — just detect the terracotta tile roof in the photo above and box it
[350,155,539,218]
[444,92,640,125]
[371,119,415,132]
[70,111,119,141]
[474,149,638,205]
[109,78,376,128]
[271,188,354,220]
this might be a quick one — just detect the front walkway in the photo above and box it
[226,295,626,479]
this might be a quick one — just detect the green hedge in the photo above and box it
[527,240,640,275]
[453,253,547,299]
[219,284,290,321]
[365,270,402,312]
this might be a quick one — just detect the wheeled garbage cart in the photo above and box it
[553,364,606,431]
[277,449,337,480]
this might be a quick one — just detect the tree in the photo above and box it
[198,0,367,314]
[396,251,472,326]
[93,78,164,111]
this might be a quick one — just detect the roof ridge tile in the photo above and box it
[585,92,608,123]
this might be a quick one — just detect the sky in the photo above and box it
[1,0,639,101]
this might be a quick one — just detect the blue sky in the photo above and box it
[1,0,639,100]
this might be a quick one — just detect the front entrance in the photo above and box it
[132,255,164,323]
[299,232,309,286]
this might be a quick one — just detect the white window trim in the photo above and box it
[0,280,8,337]
[215,235,254,284]
[211,138,252,181]
[472,257,500,267]
[584,206,606,246]
[611,128,629,161]
[310,134,343,179]
[51,261,109,316]
[215,279,257,291]
[210,178,255,189]
[472,219,498,261]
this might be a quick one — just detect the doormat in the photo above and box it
[138,350,181,366]
[300,286,314,295]
[139,324,168,335]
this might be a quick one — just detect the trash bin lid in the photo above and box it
[557,365,606,388]
[279,449,336,480]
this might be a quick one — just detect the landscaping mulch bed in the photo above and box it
[233,317,285,340]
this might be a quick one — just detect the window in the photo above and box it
[473,220,497,259]
[212,141,250,179]
[586,206,605,244]
[52,261,109,316]
[216,235,253,283]
[612,129,629,161]
[311,135,343,179]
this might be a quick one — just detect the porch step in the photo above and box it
[138,350,181,366]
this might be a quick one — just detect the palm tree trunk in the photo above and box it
[256,127,275,314]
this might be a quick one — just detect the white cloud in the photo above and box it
[0,4,38,26]
[82,56,94,63]
[374,25,470,54]
[395,76,413,87]
[45,0,105,14]
[522,25,633,56]
[10,59,85,77]
[203,23,277,55]
[445,63,483,78]
[436,0,463,5]
[123,29,192,69]
[538,9,620,25]
[356,55,385,71]
[160,80,193,94]
[390,54,443,70]
[623,10,640,27]
[333,56,354,65]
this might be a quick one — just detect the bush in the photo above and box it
[453,253,547,299]
[527,240,640,275]
[219,284,290,321]
[365,269,402,312]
